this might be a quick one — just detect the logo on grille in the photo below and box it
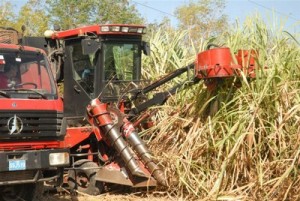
[7,115,23,134]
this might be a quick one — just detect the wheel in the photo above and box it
[16,82,37,89]
[68,159,103,195]
[0,183,43,201]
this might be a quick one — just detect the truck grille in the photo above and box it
[0,110,64,140]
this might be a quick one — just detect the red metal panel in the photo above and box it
[0,99,63,111]
[53,25,101,39]
[236,49,257,78]
[0,141,61,150]
[195,47,240,78]
[62,126,103,148]
[52,24,146,39]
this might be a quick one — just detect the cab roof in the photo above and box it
[0,43,47,55]
[49,24,146,40]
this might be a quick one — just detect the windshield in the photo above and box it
[70,40,142,99]
[104,43,139,81]
[0,49,56,98]
[100,42,142,99]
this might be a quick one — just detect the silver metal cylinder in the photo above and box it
[104,124,145,177]
[126,130,167,186]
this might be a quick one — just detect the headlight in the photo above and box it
[49,152,69,166]
[137,28,143,33]
[111,26,120,32]
[101,26,110,32]
[44,30,55,38]
[121,27,129,32]
[128,27,138,33]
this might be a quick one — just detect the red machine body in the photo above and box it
[195,47,257,79]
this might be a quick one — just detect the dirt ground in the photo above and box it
[45,194,176,201]
[42,186,179,201]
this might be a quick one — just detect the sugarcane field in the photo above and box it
[0,0,299,201]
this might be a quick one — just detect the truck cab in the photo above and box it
[0,29,69,201]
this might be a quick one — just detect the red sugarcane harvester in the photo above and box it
[21,24,257,195]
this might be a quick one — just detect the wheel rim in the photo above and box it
[76,171,90,189]
[68,160,103,195]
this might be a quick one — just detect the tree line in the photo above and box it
[0,0,228,45]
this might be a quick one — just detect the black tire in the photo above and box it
[68,159,103,195]
[0,183,43,201]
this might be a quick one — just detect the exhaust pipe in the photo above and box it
[122,119,168,187]
[87,99,145,177]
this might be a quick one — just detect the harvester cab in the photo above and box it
[42,25,149,118]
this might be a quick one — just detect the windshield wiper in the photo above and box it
[0,90,10,98]
[21,89,48,99]
[2,89,48,99]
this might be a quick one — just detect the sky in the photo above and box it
[9,0,300,33]
[131,0,300,33]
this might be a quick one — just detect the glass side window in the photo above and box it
[0,51,55,94]
[70,43,95,94]
[99,42,142,99]
[104,43,138,81]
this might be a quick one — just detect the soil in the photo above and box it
[44,194,174,201]
[42,186,175,201]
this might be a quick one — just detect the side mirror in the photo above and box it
[82,39,101,55]
[142,41,150,56]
